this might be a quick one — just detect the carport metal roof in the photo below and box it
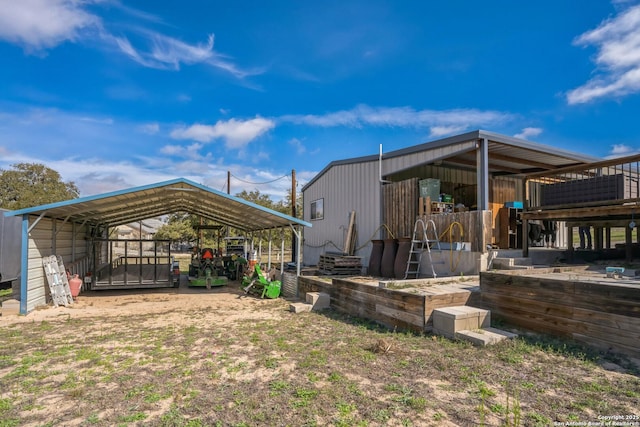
[5,178,311,232]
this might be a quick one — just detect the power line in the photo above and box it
[229,172,290,185]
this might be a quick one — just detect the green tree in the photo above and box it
[0,163,79,210]
[154,218,197,246]
[278,190,302,219]
[155,213,220,249]
[235,189,301,217]
[235,189,301,260]
[235,189,280,211]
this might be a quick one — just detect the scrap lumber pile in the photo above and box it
[318,253,362,275]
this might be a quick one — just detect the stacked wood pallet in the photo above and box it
[318,253,362,275]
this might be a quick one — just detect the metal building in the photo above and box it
[301,130,600,272]
[4,178,310,314]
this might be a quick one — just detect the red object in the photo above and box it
[202,249,214,259]
[69,274,82,298]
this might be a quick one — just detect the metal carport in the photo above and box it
[4,178,311,314]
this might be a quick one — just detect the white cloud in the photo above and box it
[288,137,306,154]
[79,116,114,125]
[110,31,260,77]
[0,108,297,201]
[0,0,100,51]
[514,127,543,140]
[177,94,192,103]
[170,117,275,149]
[160,145,183,156]
[0,1,258,78]
[280,104,512,130]
[610,143,637,156]
[160,142,204,160]
[139,122,160,134]
[146,32,216,69]
[567,4,640,104]
[429,125,468,138]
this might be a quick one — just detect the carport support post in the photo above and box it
[626,225,633,262]
[290,224,303,276]
[476,138,489,211]
[267,230,272,270]
[522,218,529,257]
[567,226,575,262]
[280,228,286,276]
[476,138,489,254]
[20,214,29,314]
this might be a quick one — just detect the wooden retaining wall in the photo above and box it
[479,270,640,358]
[297,277,474,333]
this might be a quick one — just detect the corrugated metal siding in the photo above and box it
[389,165,477,186]
[27,218,53,311]
[383,140,478,176]
[303,160,381,268]
[26,217,89,312]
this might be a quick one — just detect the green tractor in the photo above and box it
[188,247,228,288]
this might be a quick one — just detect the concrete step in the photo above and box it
[432,306,490,339]
[290,292,331,314]
[456,327,518,346]
[306,292,330,310]
[289,302,312,313]
[494,264,535,270]
[493,257,533,267]
[1,299,20,316]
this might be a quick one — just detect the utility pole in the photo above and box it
[226,171,231,238]
[291,169,296,263]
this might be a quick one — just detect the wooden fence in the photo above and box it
[383,178,419,239]
[382,178,492,251]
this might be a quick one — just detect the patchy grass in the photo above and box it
[0,293,639,426]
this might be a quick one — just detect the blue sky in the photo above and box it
[1,1,640,200]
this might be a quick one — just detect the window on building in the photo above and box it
[310,198,324,220]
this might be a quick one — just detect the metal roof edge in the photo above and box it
[301,130,604,192]
[383,130,482,159]
[300,154,380,192]
[301,131,484,192]
[4,177,189,217]
[183,179,312,228]
[476,130,602,163]
[5,177,311,228]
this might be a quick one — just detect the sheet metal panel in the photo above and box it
[25,217,89,312]
[382,140,478,176]
[388,165,477,186]
[26,217,53,311]
[303,160,380,268]
[0,208,22,284]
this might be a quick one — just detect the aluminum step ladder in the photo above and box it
[404,219,442,279]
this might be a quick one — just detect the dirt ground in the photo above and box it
[2,280,278,327]
[1,276,639,426]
